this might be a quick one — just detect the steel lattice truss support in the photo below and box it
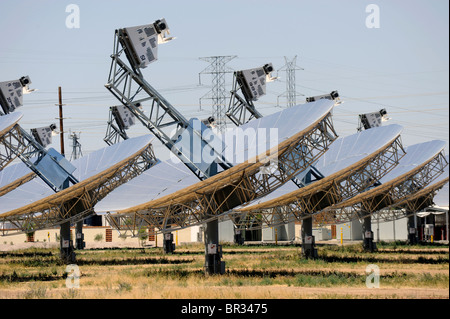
[108,112,338,235]
[103,106,129,146]
[366,176,449,223]
[105,213,149,237]
[106,30,231,180]
[0,145,157,235]
[1,124,40,170]
[0,123,78,192]
[229,134,406,230]
[225,72,263,126]
[332,137,405,199]
[317,151,448,225]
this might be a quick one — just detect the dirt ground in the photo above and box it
[0,285,447,299]
[0,241,144,251]
[0,242,448,299]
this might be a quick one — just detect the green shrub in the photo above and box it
[117,281,132,292]
[94,233,103,242]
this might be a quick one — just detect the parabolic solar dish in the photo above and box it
[1,112,27,171]
[404,157,449,206]
[325,140,447,223]
[94,99,337,229]
[377,140,446,185]
[365,156,449,223]
[228,124,405,228]
[94,158,198,213]
[0,112,23,139]
[432,158,449,209]
[0,160,35,196]
[0,135,154,225]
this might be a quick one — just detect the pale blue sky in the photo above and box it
[1,0,448,159]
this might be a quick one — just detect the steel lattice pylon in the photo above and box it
[277,56,304,108]
[199,56,236,132]
[70,132,83,161]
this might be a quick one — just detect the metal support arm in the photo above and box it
[106,30,232,180]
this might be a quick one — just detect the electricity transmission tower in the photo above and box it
[199,55,237,132]
[277,56,304,108]
[70,132,83,161]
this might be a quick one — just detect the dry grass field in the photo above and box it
[0,242,448,299]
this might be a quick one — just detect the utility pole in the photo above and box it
[57,86,79,259]
[57,87,65,156]
[199,55,236,132]
[277,56,304,108]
